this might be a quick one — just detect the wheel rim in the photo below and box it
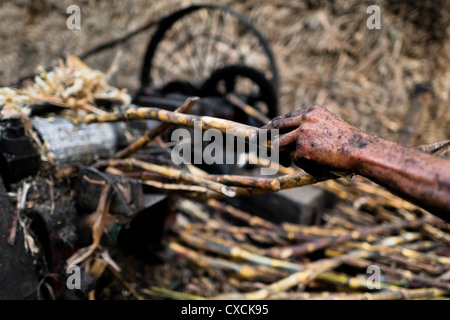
[201,65,278,121]
[140,4,279,117]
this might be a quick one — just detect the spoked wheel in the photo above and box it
[140,4,279,120]
[201,65,278,124]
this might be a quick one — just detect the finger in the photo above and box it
[260,115,285,130]
[262,113,307,132]
[277,127,301,148]
[261,109,307,130]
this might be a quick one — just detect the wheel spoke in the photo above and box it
[208,10,224,74]
[153,46,191,83]
[178,16,202,83]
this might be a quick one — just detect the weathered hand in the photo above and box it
[264,106,450,219]
[263,106,373,173]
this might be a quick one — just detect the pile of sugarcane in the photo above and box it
[143,179,448,300]
[80,98,450,300]
[3,56,450,300]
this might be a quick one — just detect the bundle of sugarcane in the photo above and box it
[77,89,450,300]
[4,56,449,300]
[141,191,449,300]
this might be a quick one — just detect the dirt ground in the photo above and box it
[0,0,449,300]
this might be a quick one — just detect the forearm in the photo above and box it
[353,136,450,220]
[264,105,450,220]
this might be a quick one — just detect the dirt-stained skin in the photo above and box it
[263,106,450,221]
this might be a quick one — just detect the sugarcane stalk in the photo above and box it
[122,170,172,182]
[177,223,266,255]
[322,178,420,212]
[185,222,293,246]
[359,287,449,300]
[94,158,236,197]
[84,105,264,145]
[377,254,444,275]
[115,97,199,158]
[310,288,447,300]
[403,240,437,251]
[207,199,281,230]
[210,249,375,300]
[178,230,302,272]
[142,287,206,300]
[269,287,448,300]
[171,241,399,295]
[314,272,400,290]
[179,200,213,223]
[106,167,213,193]
[204,174,282,191]
[129,168,336,202]
[187,170,335,200]
[437,269,450,281]
[206,199,320,242]
[342,257,450,291]
[210,230,428,300]
[143,180,211,193]
[346,240,450,265]
[169,242,285,281]
[265,217,432,259]
[324,232,422,257]
[337,243,444,275]
[229,226,293,245]
[130,167,281,190]
[268,291,369,300]
[137,168,332,194]
[179,201,243,236]
[421,224,450,246]
[226,93,271,124]
[276,170,335,189]
[267,291,342,300]
[185,163,209,176]
[415,140,450,156]
[337,203,378,226]
[281,223,351,237]
[245,153,297,175]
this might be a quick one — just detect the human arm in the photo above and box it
[263,106,450,220]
